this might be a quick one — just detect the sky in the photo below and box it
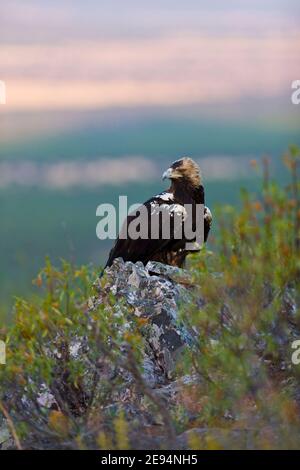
[0,0,299,111]
[0,0,299,300]
[2,1,300,41]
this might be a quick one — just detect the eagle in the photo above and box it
[105,157,212,268]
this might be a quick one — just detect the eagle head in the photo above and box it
[162,157,201,188]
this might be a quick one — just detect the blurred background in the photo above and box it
[0,0,300,319]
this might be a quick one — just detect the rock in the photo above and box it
[16,259,197,436]
[3,258,300,450]
[93,258,196,379]
[145,261,193,284]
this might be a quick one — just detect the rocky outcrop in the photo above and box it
[3,258,298,450]
[1,259,201,449]
[92,258,198,382]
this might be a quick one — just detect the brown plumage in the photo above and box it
[105,157,212,268]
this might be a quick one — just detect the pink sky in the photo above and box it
[1,33,299,111]
[1,1,299,111]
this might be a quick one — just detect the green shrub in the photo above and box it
[1,146,300,449]
[179,146,300,448]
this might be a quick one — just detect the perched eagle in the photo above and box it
[105,157,212,268]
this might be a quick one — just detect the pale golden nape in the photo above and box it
[171,157,202,187]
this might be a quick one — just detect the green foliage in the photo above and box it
[180,146,300,448]
[1,147,300,449]
[0,258,146,449]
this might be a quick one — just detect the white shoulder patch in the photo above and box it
[150,201,186,220]
[169,203,187,220]
[150,201,161,215]
[156,192,174,202]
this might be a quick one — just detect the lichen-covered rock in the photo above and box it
[8,259,198,442]
[93,258,197,379]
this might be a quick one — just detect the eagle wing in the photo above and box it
[105,192,188,267]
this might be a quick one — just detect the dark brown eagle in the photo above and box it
[105,157,212,268]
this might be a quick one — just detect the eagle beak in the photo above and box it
[162,167,173,181]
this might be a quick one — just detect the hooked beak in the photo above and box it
[162,167,173,181]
